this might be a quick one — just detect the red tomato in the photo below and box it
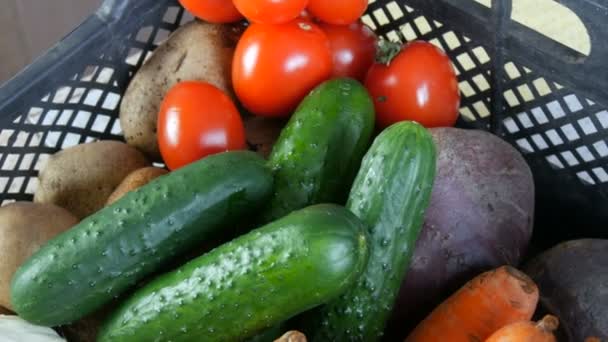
[365,41,461,128]
[158,81,246,170]
[307,0,368,25]
[233,0,309,24]
[178,0,243,23]
[320,21,377,82]
[232,20,332,117]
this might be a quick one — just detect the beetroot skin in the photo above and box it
[525,239,608,342]
[386,128,535,339]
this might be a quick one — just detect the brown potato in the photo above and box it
[275,331,307,342]
[34,141,149,219]
[0,306,12,315]
[106,167,168,205]
[58,307,111,342]
[244,116,287,158]
[120,20,244,160]
[59,316,100,342]
[0,202,78,310]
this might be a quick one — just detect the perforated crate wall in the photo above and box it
[0,0,606,238]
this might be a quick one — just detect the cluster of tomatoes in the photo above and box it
[159,0,461,170]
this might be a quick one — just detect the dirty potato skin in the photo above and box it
[34,141,149,219]
[105,167,168,205]
[59,307,113,342]
[60,315,102,342]
[244,116,287,158]
[386,128,535,339]
[275,331,307,342]
[0,202,78,310]
[120,20,244,160]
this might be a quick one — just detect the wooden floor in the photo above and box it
[0,0,101,84]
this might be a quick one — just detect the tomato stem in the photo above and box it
[376,39,402,65]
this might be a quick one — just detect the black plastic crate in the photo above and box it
[0,0,606,244]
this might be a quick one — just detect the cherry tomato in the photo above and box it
[233,0,309,24]
[178,0,243,23]
[232,20,332,117]
[320,21,377,82]
[365,41,461,128]
[307,0,368,25]
[158,81,246,170]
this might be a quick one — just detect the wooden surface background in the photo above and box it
[0,0,101,84]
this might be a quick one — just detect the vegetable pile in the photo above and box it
[0,1,605,341]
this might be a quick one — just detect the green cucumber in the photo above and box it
[11,151,273,327]
[263,78,375,221]
[98,204,369,342]
[305,122,437,341]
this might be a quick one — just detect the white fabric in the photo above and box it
[0,315,65,342]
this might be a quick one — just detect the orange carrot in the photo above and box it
[485,315,559,342]
[405,266,539,342]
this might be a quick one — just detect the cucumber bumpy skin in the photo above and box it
[10,151,273,327]
[305,121,437,341]
[263,78,375,222]
[98,204,369,342]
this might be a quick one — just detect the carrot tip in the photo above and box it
[504,266,537,294]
